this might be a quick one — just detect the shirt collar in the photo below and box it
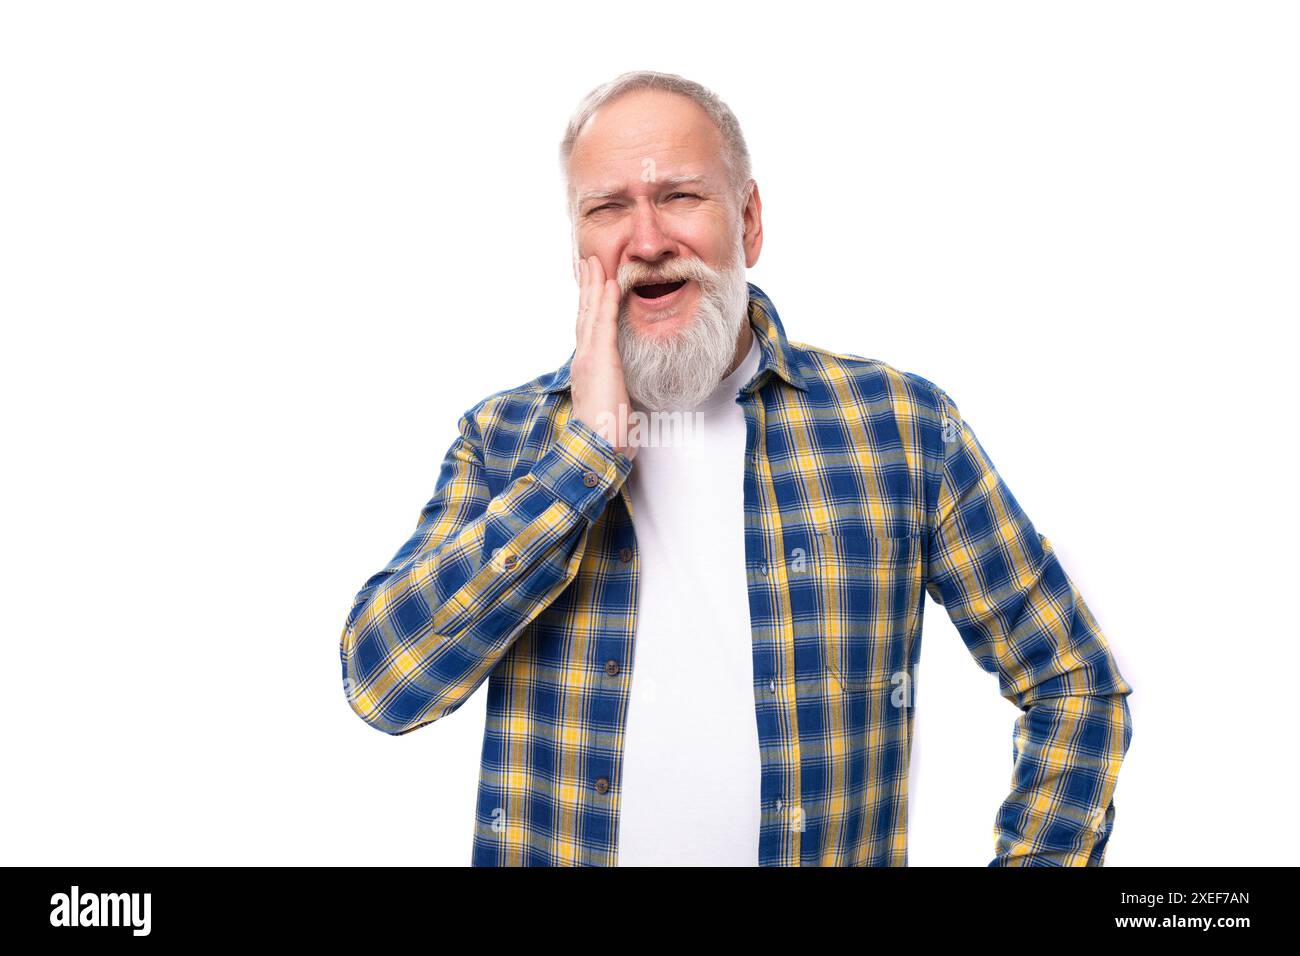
[541,281,807,394]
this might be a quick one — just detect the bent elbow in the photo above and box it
[340,628,446,737]
[342,670,441,737]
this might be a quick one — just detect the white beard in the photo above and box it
[616,230,751,412]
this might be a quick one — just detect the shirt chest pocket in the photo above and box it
[813,529,923,692]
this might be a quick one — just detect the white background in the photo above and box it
[2,1,1295,866]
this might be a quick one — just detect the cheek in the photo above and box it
[577,230,623,277]
[675,216,735,264]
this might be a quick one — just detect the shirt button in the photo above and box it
[760,563,769,575]
[775,797,783,812]
[502,554,517,570]
[604,659,620,676]
[583,472,599,487]
[768,677,776,693]
[595,777,610,794]
[618,547,632,563]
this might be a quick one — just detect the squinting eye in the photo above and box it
[587,204,615,215]
[668,192,699,200]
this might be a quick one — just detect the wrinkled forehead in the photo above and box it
[566,90,729,199]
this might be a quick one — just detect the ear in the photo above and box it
[739,180,763,268]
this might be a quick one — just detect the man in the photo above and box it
[338,70,1134,866]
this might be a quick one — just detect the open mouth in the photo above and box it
[632,279,687,300]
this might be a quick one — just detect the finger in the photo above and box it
[587,255,607,322]
[586,254,601,303]
[587,255,613,307]
[576,258,590,342]
[579,255,600,348]
[590,257,619,329]
[594,277,622,356]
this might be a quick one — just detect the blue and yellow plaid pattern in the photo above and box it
[339,282,1134,866]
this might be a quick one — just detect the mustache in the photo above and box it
[617,257,718,297]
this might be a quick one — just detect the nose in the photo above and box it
[626,200,675,266]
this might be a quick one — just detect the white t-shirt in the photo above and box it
[615,333,764,866]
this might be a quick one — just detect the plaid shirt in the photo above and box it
[339,282,1134,866]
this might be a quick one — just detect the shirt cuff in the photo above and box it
[530,416,635,521]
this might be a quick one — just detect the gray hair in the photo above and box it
[558,70,753,219]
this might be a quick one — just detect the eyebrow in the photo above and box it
[576,174,710,210]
